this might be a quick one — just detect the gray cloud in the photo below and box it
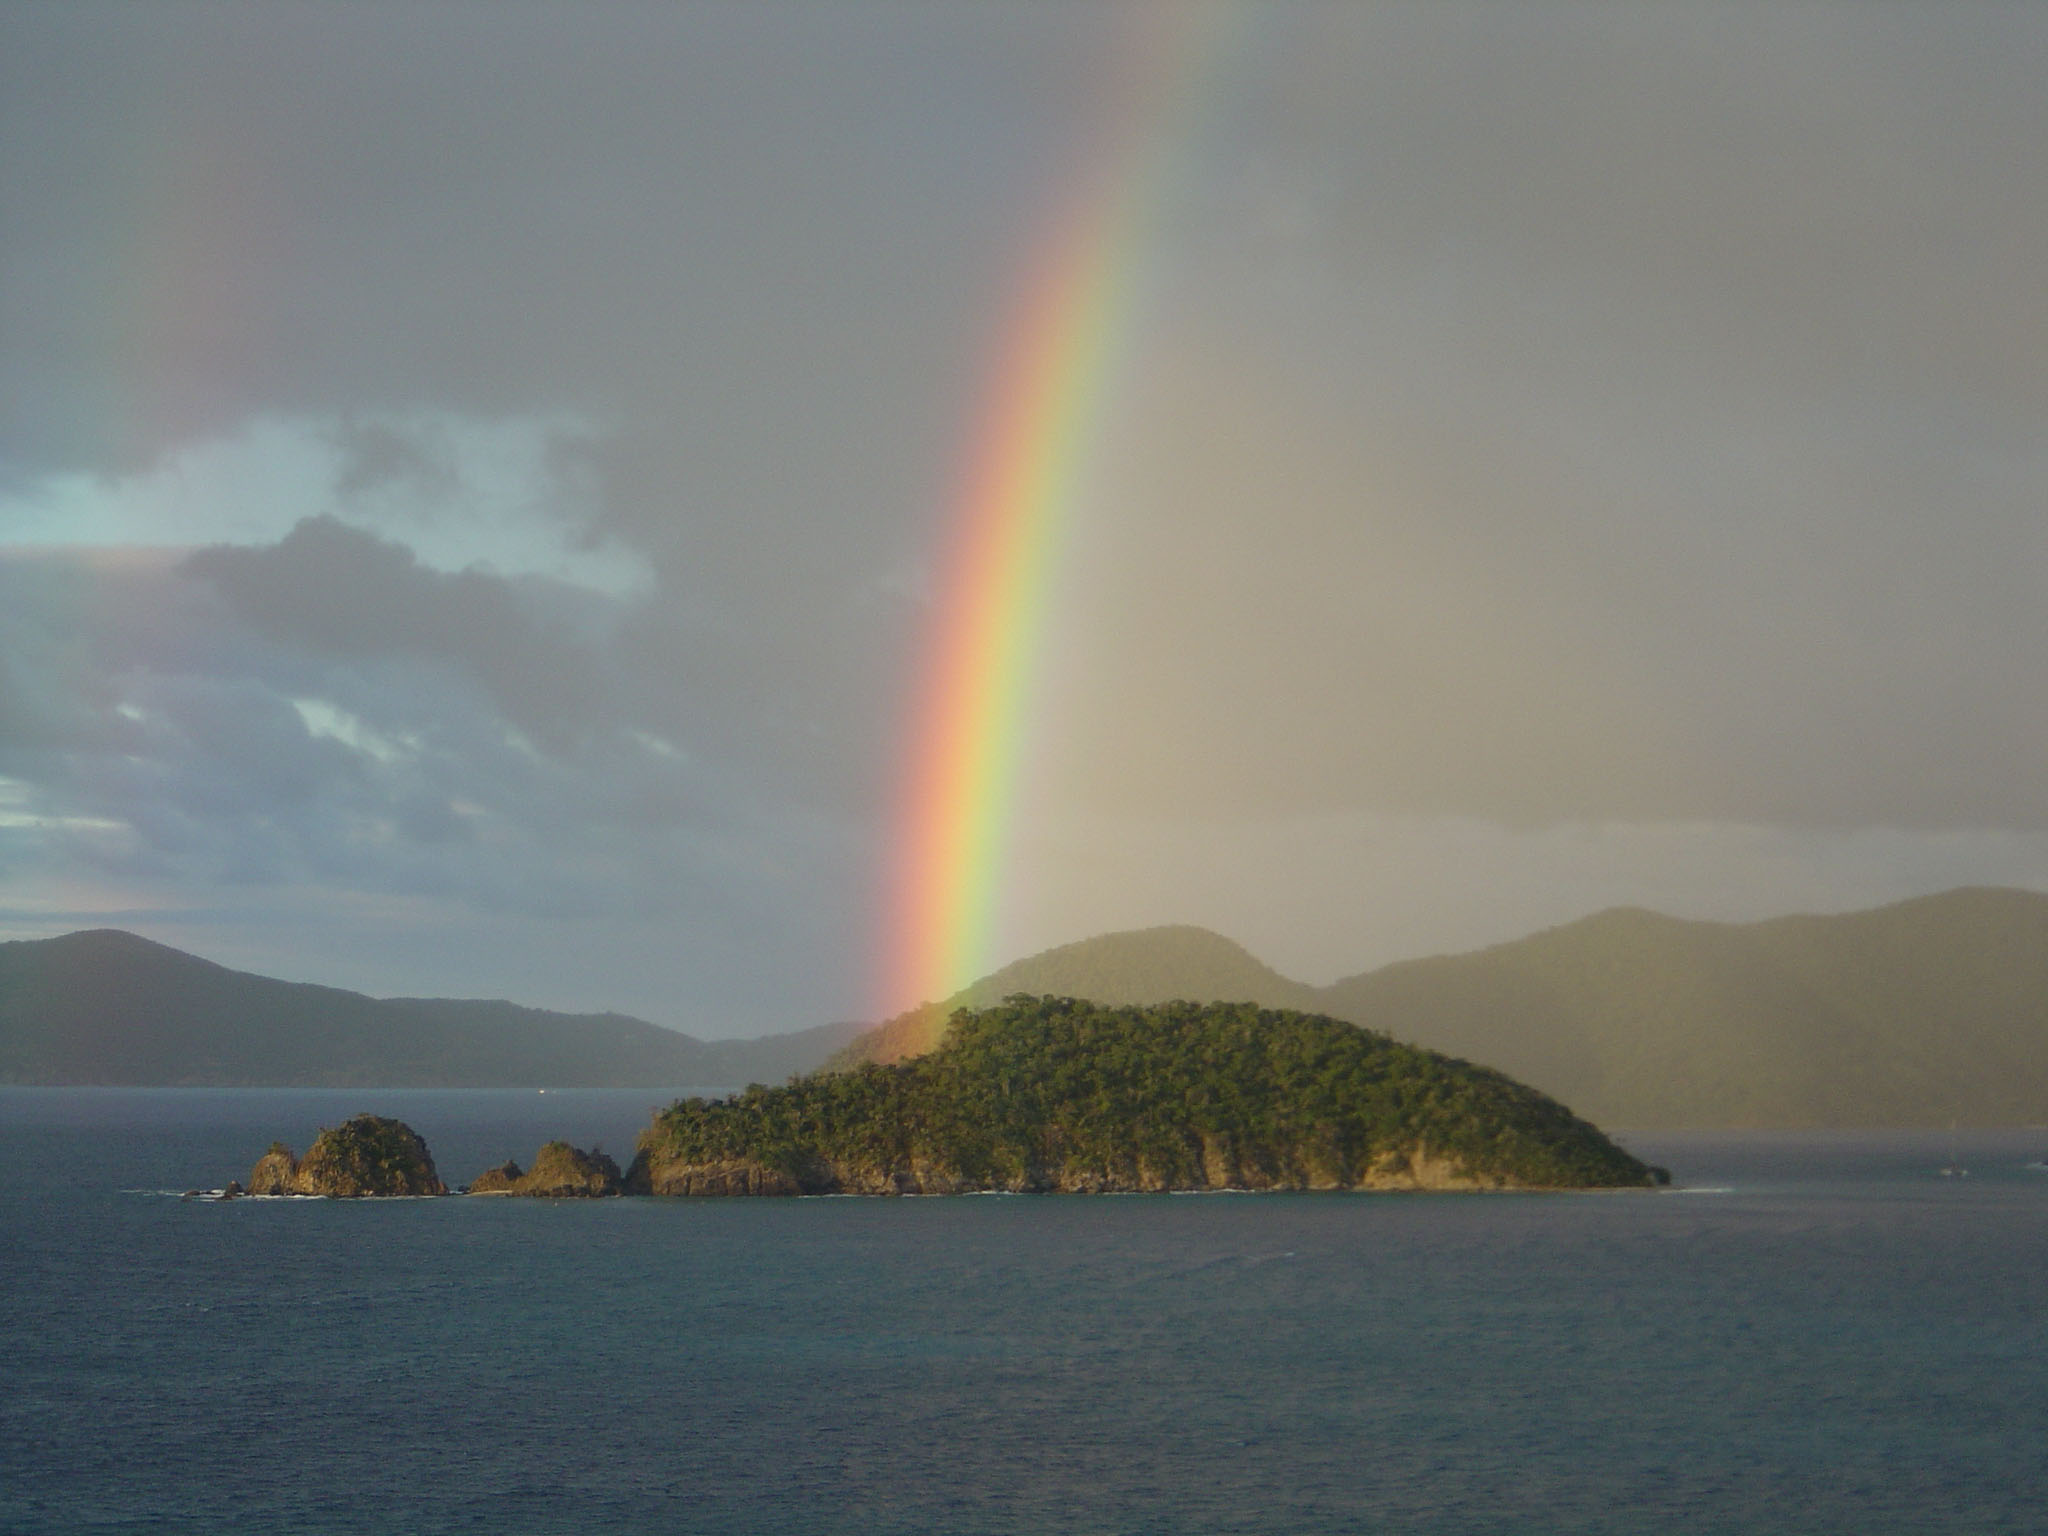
[331,419,464,507]
[1020,1,2048,831]
[185,516,610,749]
[0,538,875,1028]
[5,2,2047,1019]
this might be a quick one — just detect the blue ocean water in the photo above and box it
[3,1090,2044,1535]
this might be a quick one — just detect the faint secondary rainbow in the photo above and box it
[880,8,1232,1020]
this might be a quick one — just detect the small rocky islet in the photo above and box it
[466,1141,624,1197]
[216,999,1669,1198]
[243,1114,447,1197]
[218,1115,620,1199]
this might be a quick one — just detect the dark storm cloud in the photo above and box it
[185,516,609,749]
[0,0,1051,821]
[0,539,864,961]
[177,511,901,818]
[330,419,463,506]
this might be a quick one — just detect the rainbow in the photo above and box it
[879,9,1230,1020]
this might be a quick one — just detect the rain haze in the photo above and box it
[3,1,2046,1036]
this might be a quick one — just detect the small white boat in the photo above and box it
[1938,1122,1968,1178]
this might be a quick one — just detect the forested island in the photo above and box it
[219,1000,1660,1197]
[624,996,1662,1195]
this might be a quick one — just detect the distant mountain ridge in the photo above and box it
[1318,887,2048,1128]
[833,888,2048,1129]
[0,929,861,1088]
[12,888,2048,1124]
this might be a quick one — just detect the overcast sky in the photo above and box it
[4,1,2046,1036]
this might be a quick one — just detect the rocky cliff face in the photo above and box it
[465,1159,523,1193]
[508,1141,621,1197]
[246,1142,301,1194]
[622,1138,1524,1197]
[248,1128,1550,1198]
[622,1155,803,1197]
[246,1115,447,1196]
[466,1142,621,1196]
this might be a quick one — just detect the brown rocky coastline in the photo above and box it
[229,1000,1667,1200]
[619,1138,1546,1198]
[244,1115,447,1196]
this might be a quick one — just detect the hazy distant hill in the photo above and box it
[828,925,1321,1069]
[1320,887,2048,1128]
[0,929,860,1088]
[18,889,2048,1122]
[829,889,2048,1128]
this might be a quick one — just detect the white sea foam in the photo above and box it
[136,1188,331,1200]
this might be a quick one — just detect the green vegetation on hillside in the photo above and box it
[634,996,1656,1195]
[829,925,1319,1068]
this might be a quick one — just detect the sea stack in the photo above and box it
[466,1159,524,1194]
[466,1142,621,1197]
[246,1115,447,1196]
